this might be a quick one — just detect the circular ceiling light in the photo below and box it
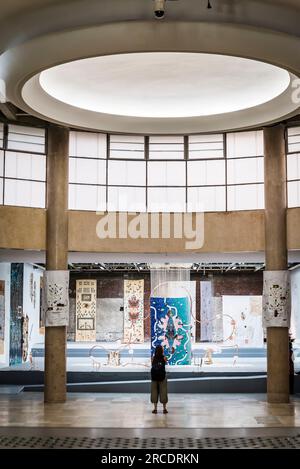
[39,52,290,119]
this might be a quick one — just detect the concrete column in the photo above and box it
[45,125,69,403]
[264,124,289,404]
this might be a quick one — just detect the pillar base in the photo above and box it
[44,326,67,404]
[267,393,290,404]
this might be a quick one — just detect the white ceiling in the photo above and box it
[1,0,299,132]
[39,52,290,119]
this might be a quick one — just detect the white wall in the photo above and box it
[23,263,44,358]
[291,267,300,344]
[0,263,11,367]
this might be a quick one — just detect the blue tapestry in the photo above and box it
[150,297,191,365]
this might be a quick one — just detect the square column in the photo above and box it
[44,125,69,403]
[264,124,290,404]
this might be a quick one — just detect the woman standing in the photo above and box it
[151,345,168,414]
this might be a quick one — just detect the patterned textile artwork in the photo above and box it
[200,281,213,341]
[151,297,191,365]
[223,296,263,347]
[96,298,123,342]
[10,263,23,366]
[263,271,291,328]
[22,315,29,362]
[211,297,223,342]
[43,271,69,327]
[0,280,5,355]
[123,280,144,344]
[76,279,97,341]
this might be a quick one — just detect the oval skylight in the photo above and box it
[39,52,290,118]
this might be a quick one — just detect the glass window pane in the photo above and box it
[149,136,184,160]
[227,131,263,158]
[288,127,300,153]
[4,179,45,208]
[0,150,4,177]
[7,125,45,153]
[227,157,264,184]
[227,184,264,211]
[69,184,106,211]
[5,151,46,181]
[0,178,3,204]
[288,181,300,208]
[188,160,225,186]
[69,158,106,185]
[108,187,146,212]
[148,188,186,212]
[0,123,4,148]
[110,135,144,159]
[188,186,226,212]
[108,161,146,186]
[69,131,107,158]
[287,154,300,181]
[148,161,186,186]
[31,181,46,208]
[189,134,224,159]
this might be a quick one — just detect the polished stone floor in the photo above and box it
[0,392,300,429]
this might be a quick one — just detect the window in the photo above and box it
[188,186,226,212]
[7,125,45,153]
[227,157,264,185]
[188,160,225,186]
[2,125,47,208]
[108,160,146,186]
[69,131,107,211]
[110,135,144,159]
[69,184,106,211]
[287,153,300,181]
[108,187,146,212]
[227,184,264,211]
[5,151,46,181]
[0,123,4,148]
[4,179,45,208]
[148,161,186,186]
[69,158,106,185]
[287,128,300,208]
[149,136,184,160]
[148,188,186,212]
[69,131,106,158]
[288,181,300,208]
[287,127,300,154]
[0,149,3,204]
[226,130,263,158]
[189,134,224,159]
[226,130,264,211]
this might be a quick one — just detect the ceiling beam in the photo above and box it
[0,102,18,121]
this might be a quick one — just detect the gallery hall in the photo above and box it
[0,0,300,455]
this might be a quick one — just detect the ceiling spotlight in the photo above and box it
[154,0,165,19]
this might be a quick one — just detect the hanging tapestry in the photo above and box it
[76,279,97,341]
[123,279,144,343]
[9,263,23,366]
[39,276,45,334]
[263,271,291,328]
[97,298,123,342]
[22,315,29,362]
[223,296,263,347]
[0,280,5,355]
[151,296,191,365]
[43,271,69,327]
[211,297,223,342]
[200,281,213,341]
